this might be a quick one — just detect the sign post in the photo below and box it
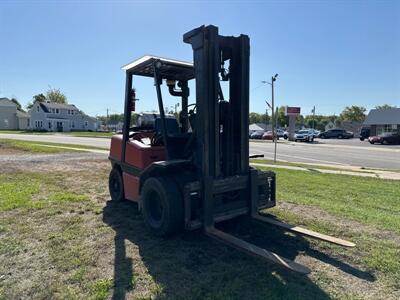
[285,106,301,141]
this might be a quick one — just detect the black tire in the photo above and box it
[369,141,374,144]
[141,176,183,237]
[320,134,325,139]
[109,167,125,202]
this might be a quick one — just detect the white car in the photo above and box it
[303,128,320,138]
[294,130,314,142]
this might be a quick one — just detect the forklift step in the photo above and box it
[206,227,311,274]
[253,214,355,248]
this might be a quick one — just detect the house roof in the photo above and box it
[40,102,77,110]
[364,108,400,125]
[0,97,16,107]
[16,110,29,118]
[249,123,267,131]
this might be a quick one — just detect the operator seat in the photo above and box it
[154,118,192,159]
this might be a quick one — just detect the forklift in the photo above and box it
[108,25,354,274]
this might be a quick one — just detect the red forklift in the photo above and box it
[108,25,354,274]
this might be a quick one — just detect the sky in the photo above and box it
[0,0,399,117]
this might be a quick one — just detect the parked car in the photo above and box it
[294,130,314,142]
[309,129,320,138]
[368,133,400,145]
[359,127,371,141]
[276,129,288,139]
[262,131,276,140]
[318,129,354,139]
[250,131,264,139]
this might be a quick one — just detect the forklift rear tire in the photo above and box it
[109,168,125,202]
[141,176,183,237]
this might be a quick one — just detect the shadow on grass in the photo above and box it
[103,200,374,300]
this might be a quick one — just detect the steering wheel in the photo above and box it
[188,103,197,115]
[150,132,164,146]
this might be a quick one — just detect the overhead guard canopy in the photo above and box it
[121,55,195,81]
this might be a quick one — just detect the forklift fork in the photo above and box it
[204,169,354,274]
[205,226,311,274]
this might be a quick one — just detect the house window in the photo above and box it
[85,121,88,127]
[71,110,74,115]
[48,122,52,129]
[27,119,30,127]
[71,121,75,128]
[52,108,55,113]
[377,124,398,135]
[37,106,40,112]
[56,109,59,114]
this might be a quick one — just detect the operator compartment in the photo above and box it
[109,132,165,170]
[125,136,165,169]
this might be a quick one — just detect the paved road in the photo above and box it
[1,134,400,170]
[250,140,400,170]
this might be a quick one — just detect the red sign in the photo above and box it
[285,106,301,116]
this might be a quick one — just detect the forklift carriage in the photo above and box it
[108,25,354,274]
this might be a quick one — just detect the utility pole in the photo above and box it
[312,106,316,129]
[271,74,278,163]
[106,108,109,131]
[262,74,278,163]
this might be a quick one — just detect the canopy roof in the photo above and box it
[122,55,195,81]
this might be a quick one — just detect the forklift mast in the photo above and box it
[184,25,250,179]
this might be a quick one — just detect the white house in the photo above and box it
[29,101,100,132]
[0,97,30,130]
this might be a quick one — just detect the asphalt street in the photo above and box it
[1,134,399,170]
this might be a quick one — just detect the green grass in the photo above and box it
[89,279,114,300]
[257,166,400,233]
[251,159,379,173]
[61,131,114,138]
[267,207,400,290]
[0,129,113,137]
[0,138,107,153]
[0,172,89,211]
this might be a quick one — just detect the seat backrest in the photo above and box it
[154,118,180,135]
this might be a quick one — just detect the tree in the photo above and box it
[10,98,22,111]
[26,93,46,109]
[33,93,46,103]
[46,88,67,104]
[276,106,288,127]
[339,106,366,122]
[249,112,267,124]
[375,104,397,110]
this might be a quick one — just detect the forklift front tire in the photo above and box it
[109,167,125,202]
[141,176,183,237]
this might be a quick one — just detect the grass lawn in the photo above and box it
[0,138,107,153]
[250,158,369,172]
[0,156,399,299]
[0,130,113,138]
